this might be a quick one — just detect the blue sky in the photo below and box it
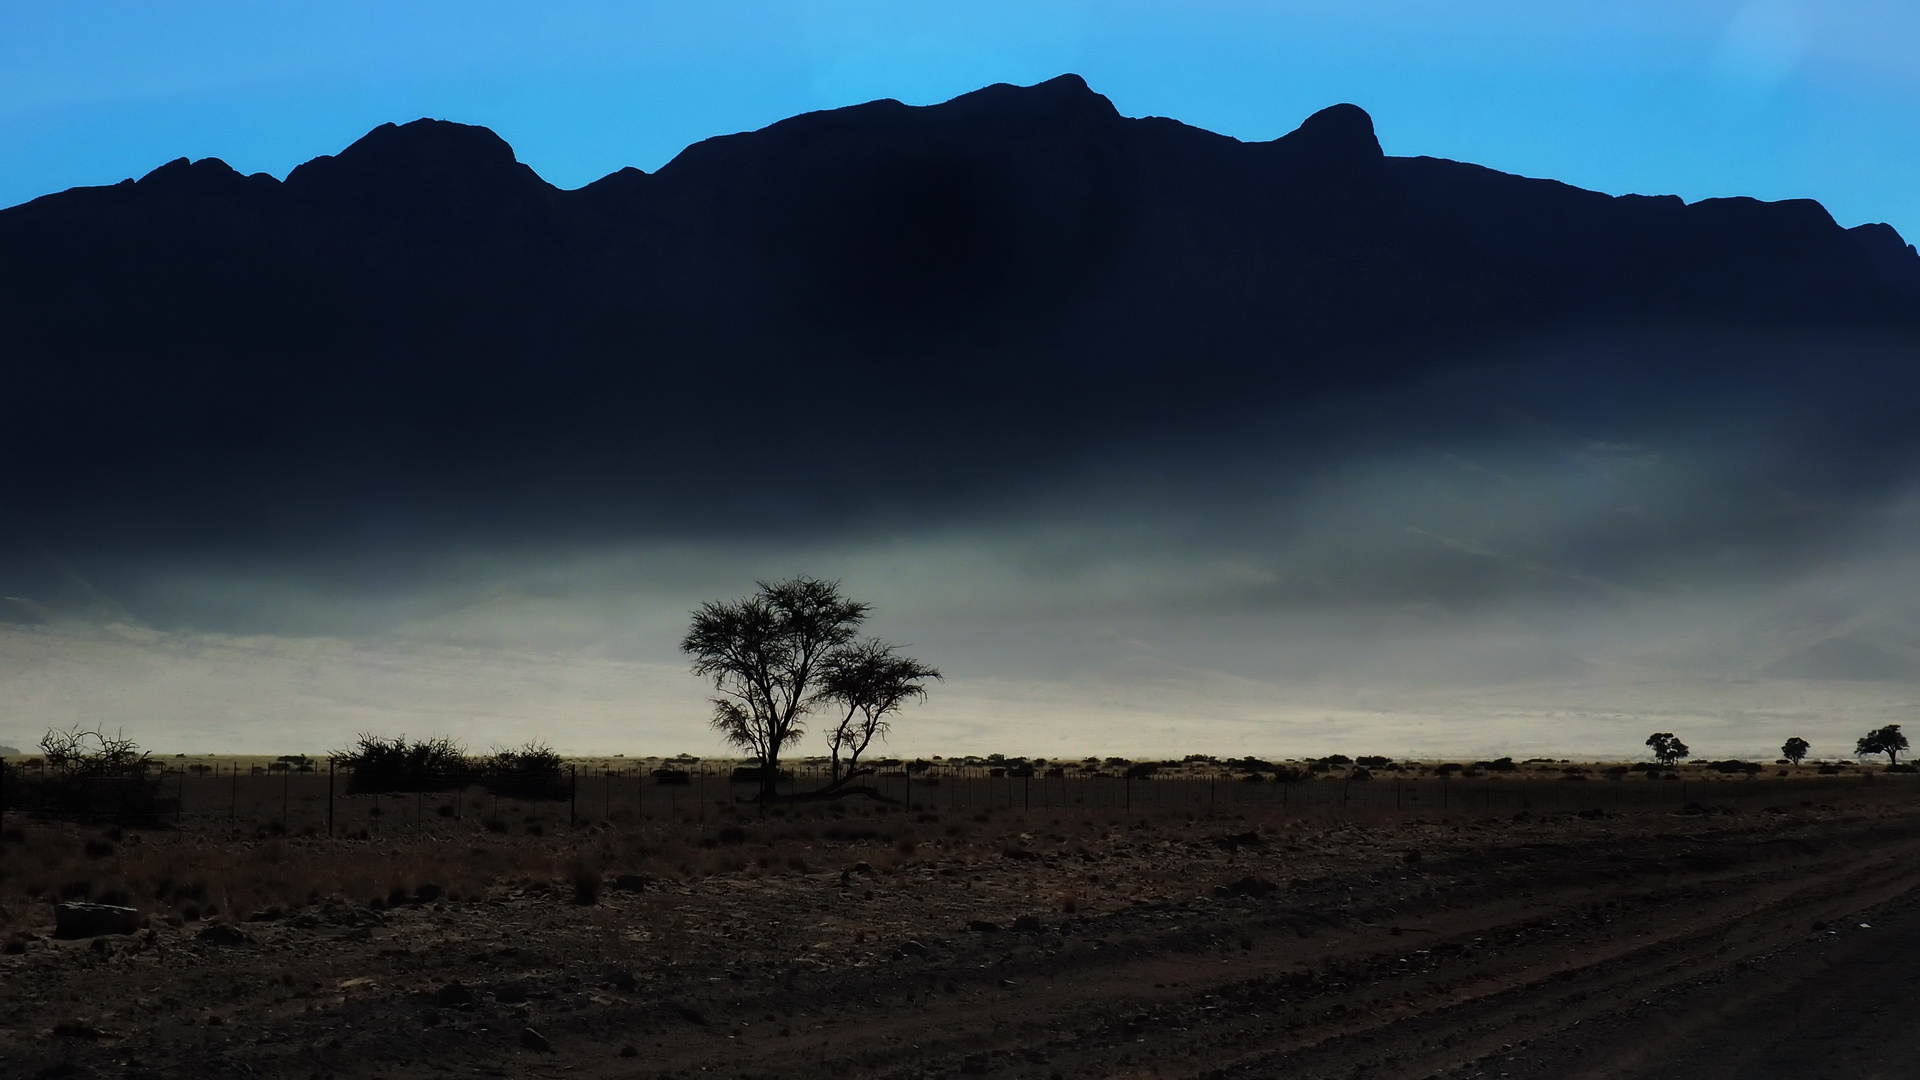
[4,1,1918,238]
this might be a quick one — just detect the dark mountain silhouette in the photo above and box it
[2,74,1917,552]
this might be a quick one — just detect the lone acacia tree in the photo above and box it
[1646,732,1690,767]
[680,578,883,800]
[1781,737,1810,766]
[1856,724,1909,765]
[820,639,942,789]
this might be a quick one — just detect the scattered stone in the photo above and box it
[612,874,648,892]
[1011,914,1046,932]
[967,920,1002,933]
[899,939,930,957]
[491,981,530,1004]
[619,1044,639,1058]
[194,923,253,947]
[1001,846,1040,861]
[1220,876,1279,898]
[51,1020,105,1039]
[53,903,140,939]
[433,982,477,1008]
[520,1027,551,1052]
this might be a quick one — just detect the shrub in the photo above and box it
[335,735,470,793]
[477,742,568,800]
[7,727,166,822]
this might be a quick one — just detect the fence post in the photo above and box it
[569,765,577,829]
[176,766,186,825]
[283,768,291,832]
[327,760,335,838]
[0,758,7,832]
[229,763,237,830]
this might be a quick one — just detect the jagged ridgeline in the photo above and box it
[1,74,1916,547]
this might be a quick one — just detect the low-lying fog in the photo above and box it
[5,326,1920,762]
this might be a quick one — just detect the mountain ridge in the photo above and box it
[2,73,1918,553]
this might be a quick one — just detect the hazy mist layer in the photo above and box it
[6,326,1920,762]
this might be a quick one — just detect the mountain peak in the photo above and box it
[1277,103,1383,162]
[285,118,551,203]
[942,72,1121,124]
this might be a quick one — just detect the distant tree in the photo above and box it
[1645,732,1691,767]
[1855,724,1909,765]
[1781,737,1810,766]
[682,578,868,800]
[819,638,941,788]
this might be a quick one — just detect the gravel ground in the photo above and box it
[5,788,1920,1079]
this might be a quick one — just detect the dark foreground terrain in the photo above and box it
[5,781,1920,1080]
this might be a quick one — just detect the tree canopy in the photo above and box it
[1856,724,1908,765]
[820,639,942,786]
[1781,737,1810,765]
[1645,732,1690,767]
[682,577,936,800]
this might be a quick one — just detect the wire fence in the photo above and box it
[5,758,1915,835]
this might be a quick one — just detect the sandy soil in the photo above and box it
[5,783,1920,1080]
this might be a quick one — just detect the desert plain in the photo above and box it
[4,758,1920,1080]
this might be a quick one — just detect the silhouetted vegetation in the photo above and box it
[1782,737,1810,765]
[682,578,937,800]
[334,735,470,794]
[333,735,570,798]
[820,638,941,790]
[5,727,165,822]
[1646,732,1691,767]
[1856,724,1908,765]
[477,742,568,800]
